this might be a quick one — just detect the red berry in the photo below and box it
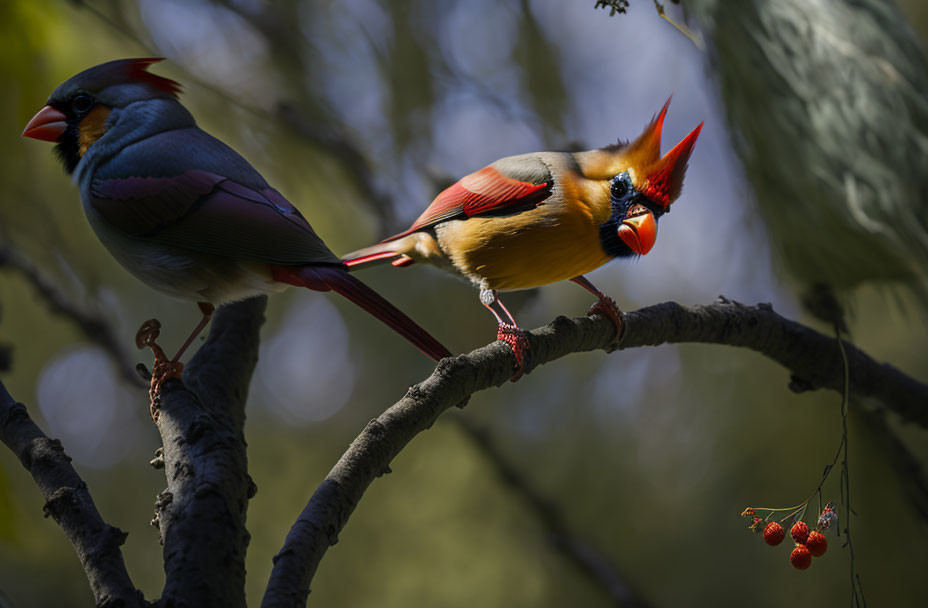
[763,522,785,546]
[806,531,828,557]
[791,521,810,544]
[790,544,812,570]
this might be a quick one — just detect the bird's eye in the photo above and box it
[611,174,629,200]
[72,94,93,114]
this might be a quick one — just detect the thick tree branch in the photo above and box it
[153,297,266,608]
[0,381,145,608]
[263,297,928,605]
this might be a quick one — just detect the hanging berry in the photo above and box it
[806,531,828,557]
[763,522,785,546]
[791,521,810,544]
[790,544,812,570]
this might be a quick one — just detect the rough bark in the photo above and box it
[153,297,265,608]
[0,382,145,608]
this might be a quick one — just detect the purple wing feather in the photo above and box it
[90,170,339,265]
[91,170,224,235]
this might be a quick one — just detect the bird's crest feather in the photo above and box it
[62,58,182,98]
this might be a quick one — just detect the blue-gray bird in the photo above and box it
[22,58,450,414]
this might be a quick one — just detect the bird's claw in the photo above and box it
[135,319,162,349]
[136,317,178,421]
[497,323,530,382]
[588,297,624,342]
[149,359,184,422]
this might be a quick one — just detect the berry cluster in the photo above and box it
[742,503,834,570]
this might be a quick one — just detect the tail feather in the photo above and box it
[342,242,404,269]
[271,264,451,361]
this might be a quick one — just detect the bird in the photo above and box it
[21,58,450,417]
[682,0,928,323]
[343,101,702,378]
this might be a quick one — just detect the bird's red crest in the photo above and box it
[121,58,182,97]
[634,121,702,209]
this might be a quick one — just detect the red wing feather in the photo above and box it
[383,166,551,242]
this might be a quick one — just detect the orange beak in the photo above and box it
[618,209,657,255]
[22,106,68,142]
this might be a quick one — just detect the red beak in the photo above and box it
[618,209,657,255]
[22,106,68,142]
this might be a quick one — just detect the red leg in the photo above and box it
[480,289,530,381]
[135,302,215,421]
[170,302,215,363]
[570,275,623,341]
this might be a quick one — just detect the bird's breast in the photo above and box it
[435,196,612,290]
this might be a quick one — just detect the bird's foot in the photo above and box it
[148,360,184,421]
[588,296,624,342]
[497,323,530,382]
[136,318,179,422]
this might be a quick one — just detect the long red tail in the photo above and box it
[270,264,451,362]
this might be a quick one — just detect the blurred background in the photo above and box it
[1,0,927,606]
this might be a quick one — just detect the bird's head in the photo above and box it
[583,99,702,257]
[22,58,181,174]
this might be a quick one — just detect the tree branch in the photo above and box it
[0,242,143,386]
[0,381,145,608]
[262,297,928,605]
[857,406,928,522]
[153,297,266,608]
[453,417,653,608]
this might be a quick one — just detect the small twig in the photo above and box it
[0,242,143,386]
[453,417,652,608]
[651,1,704,50]
[262,297,928,604]
[0,381,145,607]
[835,327,867,607]
[856,406,928,522]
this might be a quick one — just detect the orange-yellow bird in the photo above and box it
[344,100,701,377]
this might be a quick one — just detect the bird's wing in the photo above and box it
[90,169,340,266]
[383,154,553,242]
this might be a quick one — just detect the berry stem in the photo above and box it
[835,325,864,607]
